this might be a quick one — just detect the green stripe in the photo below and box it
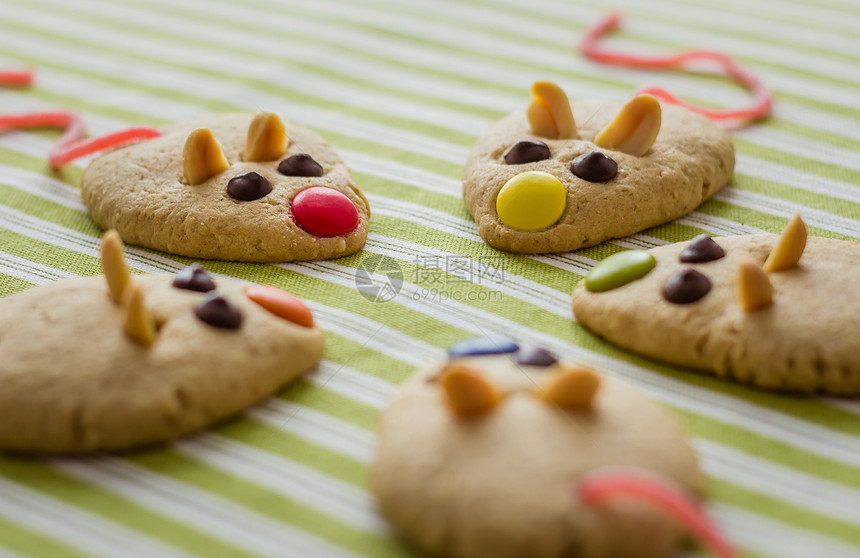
[0,514,94,558]
[129,450,416,558]
[0,458,259,558]
[709,477,860,546]
[679,408,860,490]
[214,416,369,487]
[0,274,35,297]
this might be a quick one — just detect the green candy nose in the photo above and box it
[585,250,657,292]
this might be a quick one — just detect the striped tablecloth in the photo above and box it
[1,0,859,556]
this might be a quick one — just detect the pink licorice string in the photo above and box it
[0,69,161,167]
[578,472,738,558]
[581,12,772,125]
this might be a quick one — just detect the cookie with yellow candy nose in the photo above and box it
[372,338,711,558]
[463,81,734,253]
[0,232,325,452]
[572,215,860,394]
[81,112,369,262]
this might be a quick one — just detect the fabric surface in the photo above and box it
[0,0,858,557]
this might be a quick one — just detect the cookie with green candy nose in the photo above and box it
[462,81,734,253]
[572,215,860,394]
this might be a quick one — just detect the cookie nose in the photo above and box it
[495,171,566,231]
[291,186,359,236]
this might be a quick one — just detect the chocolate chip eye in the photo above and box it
[514,346,558,367]
[278,153,324,177]
[172,263,216,292]
[679,235,726,263]
[194,292,243,329]
[570,151,617,182]
[662,269,711,304]
[227,172,272,201]
[504,140,551,165]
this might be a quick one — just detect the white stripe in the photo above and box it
[0,250,74,284]
[54,457,364,558]
[2,207,859,475]
[714,188,860,238]
[0,477,194,558]
[736,154,860,205]
[249,399,377,463]
[696,439,860,527]
[29,0,860,147]
[0,548,29,558]
[0,16,471,165]
[176,434,389,534]
[307,360,396,410]
[713,503,860,558]
[736,127,860,173]
[11,0,493,136]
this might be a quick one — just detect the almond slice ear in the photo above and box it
[763,213,807,272]
[527,81,578,139]
[541,364,601,409]
[101,230,131,304]
[244,112,287,162]
[183,128,229,185]
[736,260,773,312]
[594,94,662,157]
[440,364,501,416]
[123,281,157,346]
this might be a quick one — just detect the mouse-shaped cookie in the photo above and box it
[572,215,860,394]
[372,338,733,558]
[463,81,734,253]
[81,112,369,262]
[0,231,325,452]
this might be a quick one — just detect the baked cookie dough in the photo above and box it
[572,215,860,394]
[463,81,734,253]
[0,232,325,452]
[372,339,703,558]
[81,112,369,262]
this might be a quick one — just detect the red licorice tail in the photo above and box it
[49,127,162,167]
[0,68,35,87]
[581,12,772,125]
[578,471,738,558]
[1,69,161,167]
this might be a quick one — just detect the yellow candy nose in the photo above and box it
[496,171,567,231]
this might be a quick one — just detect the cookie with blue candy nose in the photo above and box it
[462,81,734,253]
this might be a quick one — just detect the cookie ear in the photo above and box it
[123,281,157,346]
[244,112,287,162]
[527,81,579,139]
[440,364,501,416]
[763,213,807,272]
[594,94,662,157]
[736,259,773,312]
[540,364,601,409]
[183,128,229,185]
[101,230,132,304]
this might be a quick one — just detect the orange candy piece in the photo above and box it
[244,285,315,328]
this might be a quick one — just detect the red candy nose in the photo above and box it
[291,187,359,236]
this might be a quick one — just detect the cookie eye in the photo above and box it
[570,151,617,182]
[679,235,725,263]
[227,172,272,201]
[278,153,324,177]
[194,292,243,329]
[662,269,711,304]
[172,264,216,292]
[504,140,551,164]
